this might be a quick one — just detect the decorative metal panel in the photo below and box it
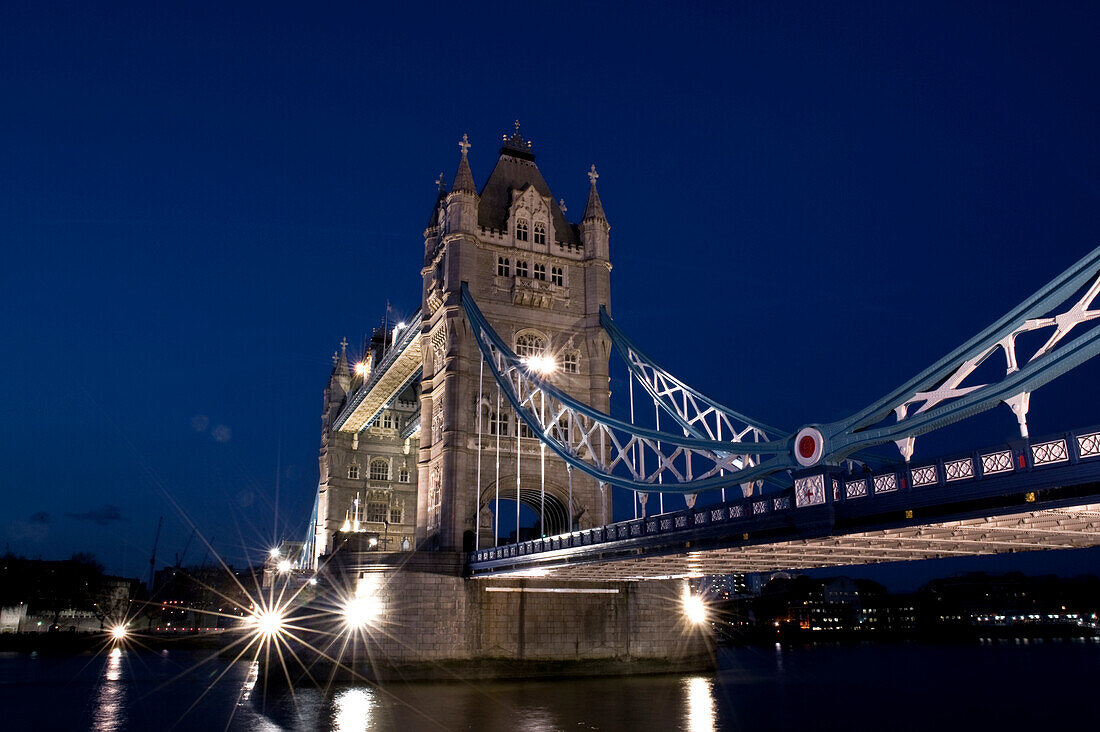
[981,450,1014,475]
[729,506,743,519]
[774,496,791,511]
[912,466,938,487]
[944,458,974,482]
[1077,432,1100,458]
[753,501,768,515]
[660,518,672,530]
[846,479,868,499]
[1032,439,1069,465]
[873,474,898,493]
[711,509,724,522]
[631,523,642,536]
[795,474,826,507]
[674,516,687,528]
[694,512,707,524]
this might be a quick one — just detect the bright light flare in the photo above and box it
[249,608,287,639]
[268,547,281,559]
[394,321,406,332]
[683,593,708,625]
[341,596,382,630]
[523,354,557,375]
[110,625,128,641]
[354,361,369,376]
[277,559,293,573]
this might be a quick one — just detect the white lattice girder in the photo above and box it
[826,247,1100,461]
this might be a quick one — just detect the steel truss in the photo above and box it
[462,285,785,493]
[818,246,1100,464]
[463,246,1100,495]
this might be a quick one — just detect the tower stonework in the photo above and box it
[418,128,613,552]
[312,335,420,567]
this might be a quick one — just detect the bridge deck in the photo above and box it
[468,426,1100,580]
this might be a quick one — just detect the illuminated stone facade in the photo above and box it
[418,128,613,551]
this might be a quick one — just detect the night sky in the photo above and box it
[3,2,1099,587]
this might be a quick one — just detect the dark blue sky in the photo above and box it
[3,1,1099,584]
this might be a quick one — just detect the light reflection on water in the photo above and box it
[92,648,125,732]
[684,675,716,732]
[333,687,376,731]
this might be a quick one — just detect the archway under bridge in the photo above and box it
[479,485,572,545]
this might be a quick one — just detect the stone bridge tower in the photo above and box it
[419,127,612,551]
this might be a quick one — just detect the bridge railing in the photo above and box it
[468,424,1100,566]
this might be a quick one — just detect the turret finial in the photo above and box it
[588,164,599,186]
[559,198,567,214]
[435,172,446,191]
[459,133,471,157]
[340,337,348,357]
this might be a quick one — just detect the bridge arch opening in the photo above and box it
[483,489,569,544]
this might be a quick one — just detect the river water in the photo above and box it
[2,640,1097,731]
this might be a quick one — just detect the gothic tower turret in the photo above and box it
[418,125,613,553]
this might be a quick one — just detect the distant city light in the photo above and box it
[277,559,293,574]
[308,577,318,586]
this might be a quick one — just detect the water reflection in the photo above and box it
[684,675,716,732]
[238,659,260,706]
[92,648,125,731]
[333,687,377,731]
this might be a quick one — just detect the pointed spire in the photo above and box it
[582,164,606,222]
[451,133,477,194]
[336,337,349,371]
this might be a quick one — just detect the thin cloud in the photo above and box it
[65,504,129,526]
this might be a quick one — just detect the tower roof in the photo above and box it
[477,124,579,246]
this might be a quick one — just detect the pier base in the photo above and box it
[281,553,713,682]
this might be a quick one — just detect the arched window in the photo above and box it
[381,412,393,429]
[398,467,410,483]
[369,459,389,481]
[533,222,546,245]
[347,464,359,479]
[533,263,546,281]
[516,260,529,278]
[516,219,529,242]
[497,256,510,276]
[551,266,563,286]
[389,506,403,524]
[562,351,579,373]
[515,332,546,358]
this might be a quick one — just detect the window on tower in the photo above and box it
[347,464,360,479]
[381,412,393,429]
[367,502,388,523]
[533,222,546,245]
[533,263,546,281]
[562,351,579,373]
[515,332,546,358]
[551,266,563,286]
[399,467,410,483]
[516,260,529,278]
[389,507,403,524]
[370,459,389,481]
[516,219,529,242]
[497,256,510,277]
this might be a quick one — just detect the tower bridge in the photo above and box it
[295,126,1100,678]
